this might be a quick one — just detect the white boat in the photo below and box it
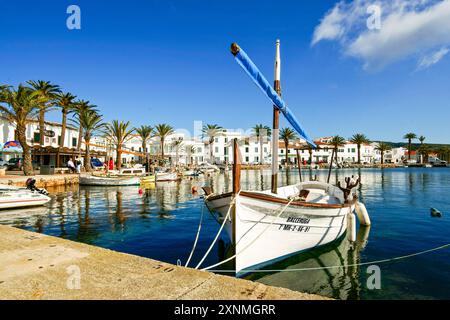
[155,172,179,182]
[200,41,370,275]
[205,181,358,273]
[0,185,50,210]
[183,169,200,177]
[79,174,140,186]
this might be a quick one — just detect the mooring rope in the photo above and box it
[200,196,296,271]
[184,202,205,267]
[195,191,240,269]
[207,242,450,273]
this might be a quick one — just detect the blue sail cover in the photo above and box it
[232,44,316,148]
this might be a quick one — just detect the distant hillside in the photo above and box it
[371,141,450,150]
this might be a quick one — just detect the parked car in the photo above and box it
[7,158,23,170]
[90,157,104,169]
[0,158,8,167]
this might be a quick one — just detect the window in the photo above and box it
[245,157,249,162]
[58,136,62,145]
[255,157,259,162]
[139,147,142,152]
[33,132,40,143]
[197,147,202,153]
[245,147,249,153]
[224,138,228,143]
[131,147,135,151]
[264,147,267,153]
[215,147,219,153]
[281,150,284,154]
[255,147,258,152]
[215,138,219,143]
[352,148,356,153]
[72,137,77,147]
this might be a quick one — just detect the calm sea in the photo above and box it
[1,168,449,299]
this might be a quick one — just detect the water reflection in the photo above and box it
[245,226,371,300]
[0,168,449,299]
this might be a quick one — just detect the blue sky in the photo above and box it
[1,0,449,143]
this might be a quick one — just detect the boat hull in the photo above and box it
[79,175,140,186]
[204,182,356,274]
[0,188,50,210]
[156,172,179,182]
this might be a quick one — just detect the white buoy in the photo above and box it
[355,202,371,226]
[347,212,357,242]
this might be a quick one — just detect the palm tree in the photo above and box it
[105,120,135,170]
[27,80,61,146]
[0,85,43,175]
[418,136,426,164]
[350,133,370,164]
[154,124,174,163]
[330,135,346,163]
[375,142,392,165]
[202,124,223,164]
[73,100,98,151]
[418,144,430,163]
[71,109,105,172]
[171,139,184,166]
[279,127,298,167]
[135,125,153,165]
[186,146,196,165]
[403,133,417,160]
[55,92,77,148]
[253,124,271,165]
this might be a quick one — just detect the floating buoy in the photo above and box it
[347,212,357,242]
[138,189,143,195]
[355,202,371,226]
[430,208,442,218]
[191,186,198,194]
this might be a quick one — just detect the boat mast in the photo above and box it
[271,39,281,194]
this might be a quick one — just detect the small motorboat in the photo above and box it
[183,169,200,177]
[79,174,140,186]
[0,183,50,210]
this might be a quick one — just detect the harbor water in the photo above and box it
[1,168,449,299]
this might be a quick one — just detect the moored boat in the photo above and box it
[79,174,140,186]
[156,172,179,182]
[199,41,370,275]
[0,185,50,210]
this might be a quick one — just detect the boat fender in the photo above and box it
[138,189,143,195]
[347,212,357,242]
[430,208,442,218]
[355,202,371,226]
[192,186,198,194]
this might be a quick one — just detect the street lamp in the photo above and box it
[294,142,302,183]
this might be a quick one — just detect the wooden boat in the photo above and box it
[202,41,369,274]
[155,172,179,182]
[79,174,140,186]
[0,185,50,210]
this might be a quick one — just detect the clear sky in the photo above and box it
[1,0,449,143]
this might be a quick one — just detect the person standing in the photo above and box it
[67,158,76,173]
[108,157,114,171]
[75,157,82,173]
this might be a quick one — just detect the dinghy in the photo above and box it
[79,174,140,186]
[201,41,369,274]
[0,185,50,210]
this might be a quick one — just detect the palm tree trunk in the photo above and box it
[116,147,122,170]
[381,151,384,165]
[357,144,361,164]
[161,138,165,160]
[17,126,33,176]
[259,137,263,165]
[77,127,83,150]
[60,109,67,148]
[39,109,45,146]
[285,146,288,168]
[210,140,214,164]
[408,139,412,160]
[85,141,92,172]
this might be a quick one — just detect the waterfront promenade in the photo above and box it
[0,225,327,300]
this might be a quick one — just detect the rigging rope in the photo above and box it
[194,192,240,269]
[207,242,450,273]
[184,202,205,267]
